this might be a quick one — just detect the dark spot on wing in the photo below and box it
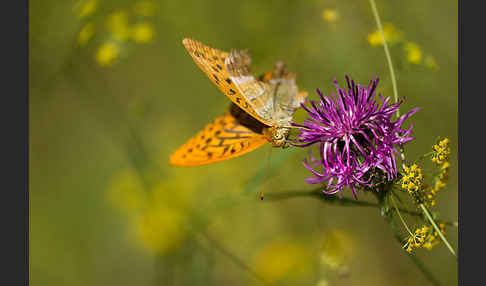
[226,78,232,84]
[223,146,230,154]
[229,103,266,134]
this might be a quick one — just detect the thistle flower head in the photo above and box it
[292,75,420,198]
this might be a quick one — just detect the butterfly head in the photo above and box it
[265,126,290,148]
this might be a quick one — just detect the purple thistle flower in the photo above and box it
[292,75,420,199]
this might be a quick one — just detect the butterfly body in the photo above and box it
[169,39,307,166]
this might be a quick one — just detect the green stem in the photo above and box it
[379,196,442,286]
[368,0,400,117]
[264,189,421,215]
[195,231,272,286]
[390,194,413,235]
[419,204,457,258]
[266,189,458,230]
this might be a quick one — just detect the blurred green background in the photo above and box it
[30,0,457,285]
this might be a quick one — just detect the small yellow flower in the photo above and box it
[322,9,339,23]
[432,137,451,165]
[320,229,354,272]
[78,22,95,46]
[134,206,186,254]
[253,241,309,283]
[96,42,120,66]
[107,11,132,41]
[77,0,98,18]
[367,23,403,46]
[132,23,155,43]
[402,175,410,183]
[107,169,146,215]
[405,42,422,64]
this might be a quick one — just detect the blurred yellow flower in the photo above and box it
[253,241,308,283]
[76,0,98,18]
[78,22,95,46]
[405,42,423,64]
[322,9,339,23]
[134,1,156,17]
[106,10,132,41]
[367,23,403,46]
[425,55,439,70]
[108,168,199,254]
[96,42,120,66]
[134,205,187,254]
[107,169,147,215]
[320,229,354,272]
[316,280,329,286]
[132,23,155,43]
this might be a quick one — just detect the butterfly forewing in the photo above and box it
[169,112,268,166]
[182,38,273,126]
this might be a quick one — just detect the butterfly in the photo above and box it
[169,38,307,166]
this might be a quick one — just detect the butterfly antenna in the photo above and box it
[260,146,273,200]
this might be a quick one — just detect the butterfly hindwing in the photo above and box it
[169,112,268,166]
[182,38,273,126]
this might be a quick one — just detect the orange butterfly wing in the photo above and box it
[182,38,272,126]
[169,112,268,166]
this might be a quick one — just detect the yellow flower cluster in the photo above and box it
[74,1,157,67]
[107,168,197,254]
[401,164,423,194]
[420,138,451,206]
[320,229,354,275]
[430,162,449,195]
[367,23,439,69]
[253,241,309,283]
[322,9,339,23]
[367,23,404,46]
[405,42,422,64]
[403,226,428,253]
[403,224,446,252]
[431,138,451,165]
[422,223,447,250]
[96,42,120,66]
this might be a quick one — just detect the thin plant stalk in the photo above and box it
[390,194,413,235]
[419,204,457,257]
[368,0,400,117]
